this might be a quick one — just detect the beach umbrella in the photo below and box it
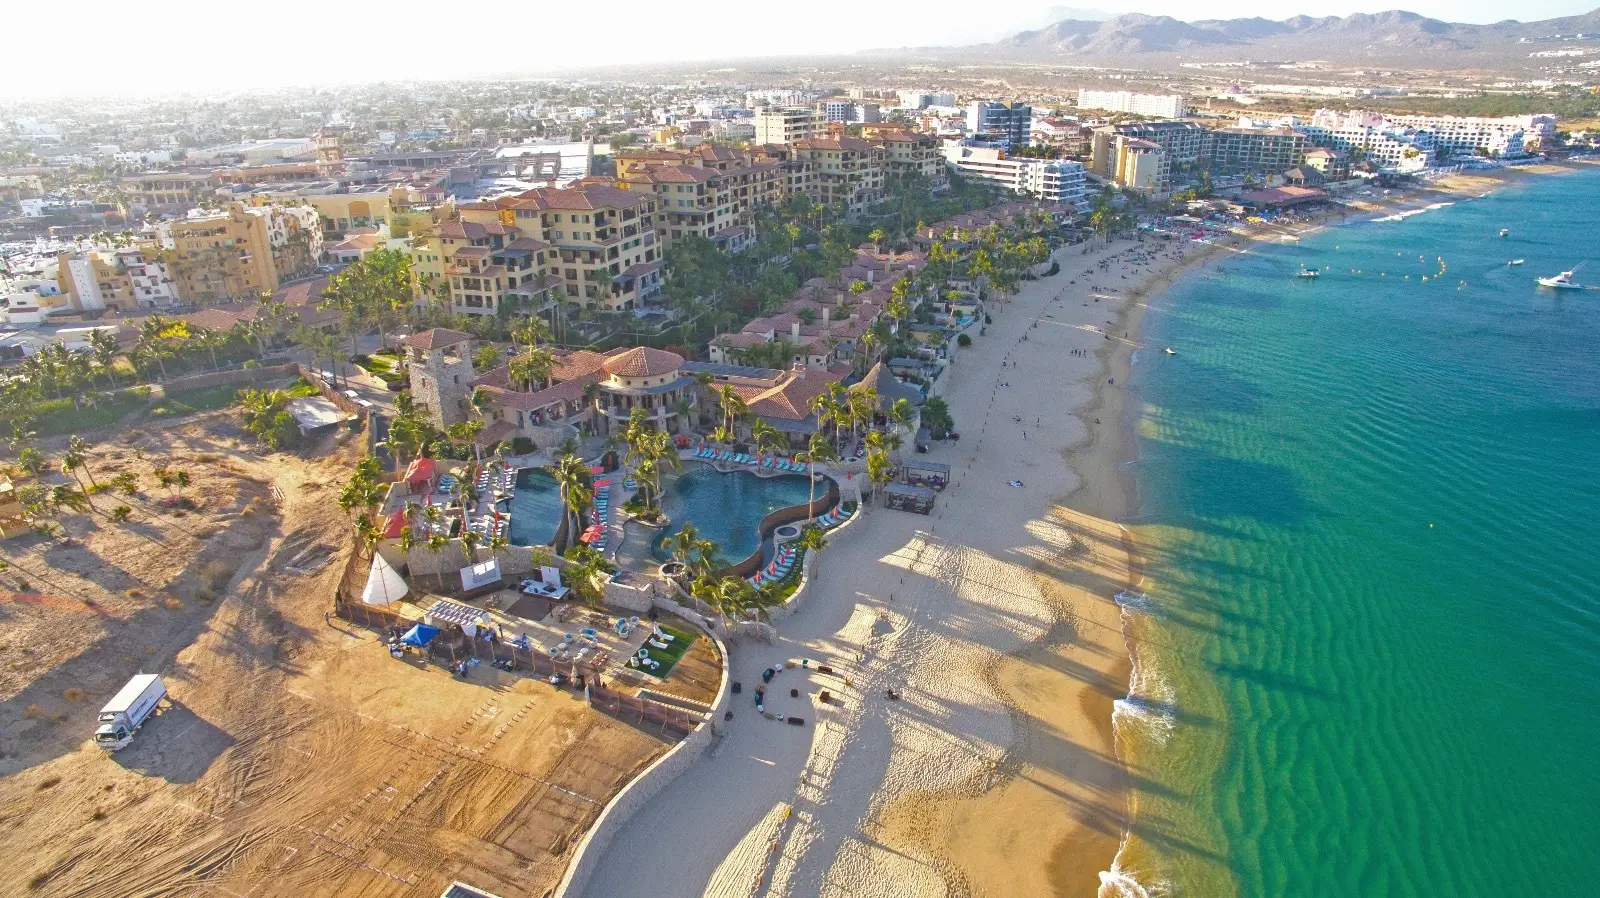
[581,524,604,544]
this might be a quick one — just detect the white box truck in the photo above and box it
[94,674,165,751]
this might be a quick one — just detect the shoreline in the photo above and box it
[1083,158,1600,896]
[869,159,1598,898]
[568,159,1597,898]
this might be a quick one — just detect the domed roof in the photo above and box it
[603,346,683,378]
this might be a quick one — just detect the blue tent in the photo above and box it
[400,624,441,647]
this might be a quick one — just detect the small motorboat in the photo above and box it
[1163,347,1177,355]
[1295,268,1320,279]
[1499,229,1510,237]
[1508,259,1524,266]
[1536,269,1584,290]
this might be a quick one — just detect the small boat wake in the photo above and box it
[1372,201,1454,224]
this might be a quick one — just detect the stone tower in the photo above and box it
[400,328,475,427]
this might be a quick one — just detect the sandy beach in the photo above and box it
[576,234,1182,898]
[573,160,1599,898]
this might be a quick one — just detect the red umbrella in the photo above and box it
[581,524,604,544]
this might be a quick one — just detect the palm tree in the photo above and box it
[486,532,509,568]
[716,384,747,440]
[397,525,417,567]
[865,447,894,511]
[66,434,98,486]
[804,430,836,519]
[889,398,917,435]
[667,521,701,569]
[509,345,555,391]
[552,452,590,545]
[704,575,758,631]
[426,532,450,591]
[89,330,120,389]
[749,418,783,462]
[796,525,828,575]
[460,529,481,564]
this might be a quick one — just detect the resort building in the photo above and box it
[861,125,947,187]
[612,144,784,249]
[414,182,663,315]
[1090,121,1206,189]
[1310,109,1553,158]
[427,214,556,318]
[402,327,478,427]
[684,359,850,446]
[120,172,209,213]
[754,107,820,145]
[1296,113,1437,171]
[159,203,323,303]
[55,246,180,313]
[788,137,887,217]
[1204,127,1308,174]
[1076,90,1187,118]
[941,144,1089,207]
[966,101,1032,147]
[1302,147,1352,180]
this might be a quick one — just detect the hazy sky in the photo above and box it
[5,0,1596,100]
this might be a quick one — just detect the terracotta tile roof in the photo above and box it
[713,331,769,349]
[792,137,876,152]
[512,184,653,212]
[183,309,247,332]
[274,275,329,307]
[473,364,513,390]
[649,167,716,184]
[549,349,609,382]
[602,346,683,378]
[504,236,549,251]
[401,327,472,350]
[476,420,516,447]
[490,371,600,411]
[748,368,844,421]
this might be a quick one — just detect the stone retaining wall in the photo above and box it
[552,619,732,898]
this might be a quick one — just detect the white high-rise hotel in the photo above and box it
[1077,90,1187,119]
[1307,109,1554,159]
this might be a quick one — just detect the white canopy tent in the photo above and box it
[362,553,409,605]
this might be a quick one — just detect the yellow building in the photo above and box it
[430,209,556,318]
[614,145,784,250]
[1113,139,1166,194]
[162,204,323,303]
[503,184,663,312]
[120,172,209,212]
[789,137,887,216]
[862,125,947,187]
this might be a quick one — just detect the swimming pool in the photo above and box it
[506,468,563,546]
[651,464,818,564]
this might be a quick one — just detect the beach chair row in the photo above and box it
[694,447,806,472]
[748,544,799,587]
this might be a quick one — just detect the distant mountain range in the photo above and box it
[905,8,1600,70]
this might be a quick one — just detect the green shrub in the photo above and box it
[511,436,536,455]
[957,334,972,347]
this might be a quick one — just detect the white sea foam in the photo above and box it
[1112,592,1177,743]
[1098,847,1171,898]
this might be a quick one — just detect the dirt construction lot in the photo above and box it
[0,412,674,897]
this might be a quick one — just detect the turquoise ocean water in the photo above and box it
[1115,168,1600,897]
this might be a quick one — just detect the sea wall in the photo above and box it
[552,620,733,898]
